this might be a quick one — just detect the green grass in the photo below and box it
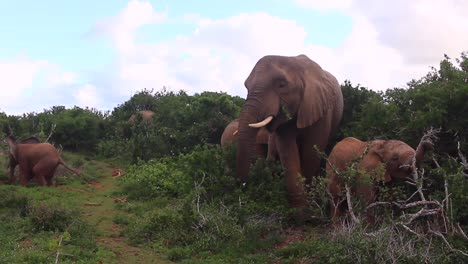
[0,185,114,264]
[1,147,467,263]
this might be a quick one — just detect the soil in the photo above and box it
[60,167,170,264]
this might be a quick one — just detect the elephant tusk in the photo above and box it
[232,130,239,136]
[248,116,273,128]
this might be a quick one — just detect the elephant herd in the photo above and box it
[2,54,429,225]
[220,54,430,224]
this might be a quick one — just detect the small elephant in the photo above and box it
[7,136,41,184]
[6,136,80,186]
[221,118,278,160]
[236,54,343,210]
[128,110,155,123]
[326,137,429,224]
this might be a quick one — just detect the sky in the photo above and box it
[0,0,467,115]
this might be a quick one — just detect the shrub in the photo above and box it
[27,201,77,232]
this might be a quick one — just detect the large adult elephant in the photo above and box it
[327,137,430,224]
[236,55,343,210]
[6,136,80,186]
[221,118,278,160]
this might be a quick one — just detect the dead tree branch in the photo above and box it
[345,184,360,224]
[45,124,56,143]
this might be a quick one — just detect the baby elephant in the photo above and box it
[327,137,429,224]
[6,136,80,186]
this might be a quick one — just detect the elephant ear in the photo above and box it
[6,136,19,161]
[368,140,392,183]
[297,56,340,128]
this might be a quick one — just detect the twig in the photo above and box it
[45,124,56,143]
[429,230,468,257]
[456,223,468,240]
[84,203,102,206]
[345,184,360,224]
[55,220,75,264]
[399,223,419,236]
[404,208,441,225]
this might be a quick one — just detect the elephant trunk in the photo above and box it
[236,104,260,183]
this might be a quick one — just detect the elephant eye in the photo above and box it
[391,155,399,161]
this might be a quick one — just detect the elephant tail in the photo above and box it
[58,159,81,176]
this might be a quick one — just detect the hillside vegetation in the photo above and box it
[0,53,467,263]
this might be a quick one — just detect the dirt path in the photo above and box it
[62,167,170,264]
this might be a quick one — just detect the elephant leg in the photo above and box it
[357,185,377,225]
[300,116,333,186]
[8,166,16,184]
[275,123,307,209]
[32,161,55,187]
[18,164,33,186]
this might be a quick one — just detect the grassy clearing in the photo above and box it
[0,151,168,264]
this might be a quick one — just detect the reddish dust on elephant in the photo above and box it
[6,135,80,186]
[326,137,430,224]
[128,110,155,123]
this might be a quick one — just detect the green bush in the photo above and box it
[26,201,77,232]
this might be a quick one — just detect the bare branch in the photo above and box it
[416,127,440,154]
[456,223,468,240]
[429,230,468,257]
[345,184,360,225]
[399,223,420,236]
[45,124,56,143]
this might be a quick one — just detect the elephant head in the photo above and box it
[236,54,343,183]
[371,139,421,182]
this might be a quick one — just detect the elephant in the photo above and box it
[6,135,80,186]
[236,54,344,211]
[7,136,40,184]
[128,110,155,123]
[221,118,278,160]
[326,137,430,224]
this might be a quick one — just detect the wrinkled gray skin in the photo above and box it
[236,54,343,211]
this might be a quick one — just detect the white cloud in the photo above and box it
[99,0,467,101]
[295,0,353,11]
[91,0,166,55]
[92,7,311,98]
[349,0,468,65]
[74,84,101,109]
[0,57,49,112]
